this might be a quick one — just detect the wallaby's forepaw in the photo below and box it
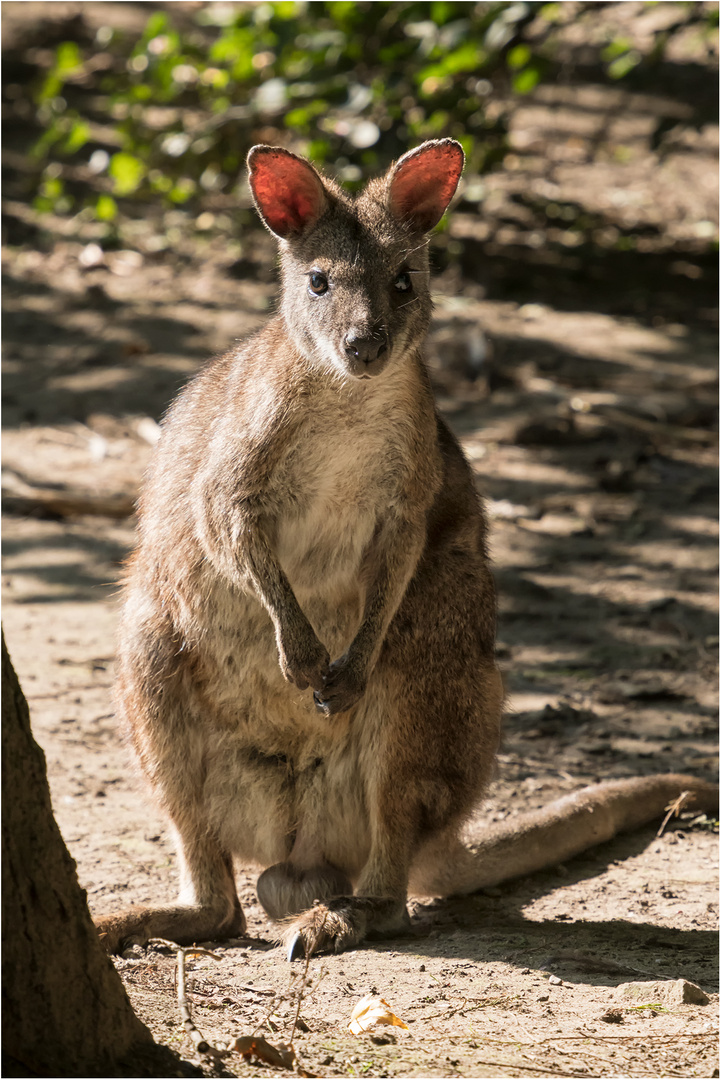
[313,654,367,716]
[284,896,409,960]
[279,634,330,692]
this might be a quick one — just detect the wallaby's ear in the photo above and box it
[386,138,464,233]
[247,145,328,240]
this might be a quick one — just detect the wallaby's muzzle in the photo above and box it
[342,328,390,378]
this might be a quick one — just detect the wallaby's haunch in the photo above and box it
[97,141,718,959]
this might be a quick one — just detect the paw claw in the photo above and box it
[313,690,331,716]
[287,931,305,963]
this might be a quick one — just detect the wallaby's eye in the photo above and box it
[308,271,329,297]
[394,272,412,293]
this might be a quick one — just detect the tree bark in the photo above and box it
[1,632,189,1077]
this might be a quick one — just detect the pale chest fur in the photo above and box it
[272,380,416,604]
[157,364,432,723]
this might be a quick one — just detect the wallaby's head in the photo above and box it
[247,140,464,381]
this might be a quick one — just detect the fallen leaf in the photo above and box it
[348,994,409,1035]
[227,1036,295,1069]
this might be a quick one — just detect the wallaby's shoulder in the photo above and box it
[160,317,309,433]
[141,318,311,503]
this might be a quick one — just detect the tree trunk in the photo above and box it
[1,632,188,1077]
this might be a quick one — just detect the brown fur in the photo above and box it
[96,142,717,958]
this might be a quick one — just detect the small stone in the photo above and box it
[537,993,549,1002]
[599,1009,624,1024]
[615,979,709,1006]
[548,975,563,986]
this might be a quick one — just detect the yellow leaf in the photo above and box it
[348,994,409,1035]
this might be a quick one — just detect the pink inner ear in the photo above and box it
[250,151,326,239]
[389,142,464,232]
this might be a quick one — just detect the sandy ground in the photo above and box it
[2,3,719,1076]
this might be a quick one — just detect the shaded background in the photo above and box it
[1,4,719,1075]
[3,0,719,347]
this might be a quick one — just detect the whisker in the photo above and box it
[402,238,431,258]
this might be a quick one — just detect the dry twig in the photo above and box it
[657,790,693,837]
[147,938,223,1057]
[287,933,315,1046]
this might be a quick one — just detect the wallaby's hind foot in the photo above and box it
[96,825,247,953]
[257,861,353,920]
[284,896,410,961]
[95,900,247,954]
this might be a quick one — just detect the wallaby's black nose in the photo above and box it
[343,330,388,365]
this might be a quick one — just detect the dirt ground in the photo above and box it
[2,4,719,1077]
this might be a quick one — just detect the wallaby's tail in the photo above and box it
[410,774,719,897]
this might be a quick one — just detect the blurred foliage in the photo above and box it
[23,0,720,224]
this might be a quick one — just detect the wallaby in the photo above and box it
[96,140,718,959]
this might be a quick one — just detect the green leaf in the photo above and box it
[31,119,65,158]
[142,11,169,42]
[55,41,83,77]
[200,66,229,89]
[419,41,482,81]
[108,152,146,195]
[169,177,196,203]
[37,41,84,102]
[512,65,541,94]
[455,133,475,160]
[272,2,298,19]
[95,194,118,221]
[34,175,73,214]
[507,44,531,70]
[306,138,330,162]
[426,109,450,134]
[42,176,64,200]
[329,2,358,28]
[150,173,173,194]
[539,3,561,22]
[64,119,91,154]
[608,50,641,79]
[602,36,633,61]
[431,1,455,24]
